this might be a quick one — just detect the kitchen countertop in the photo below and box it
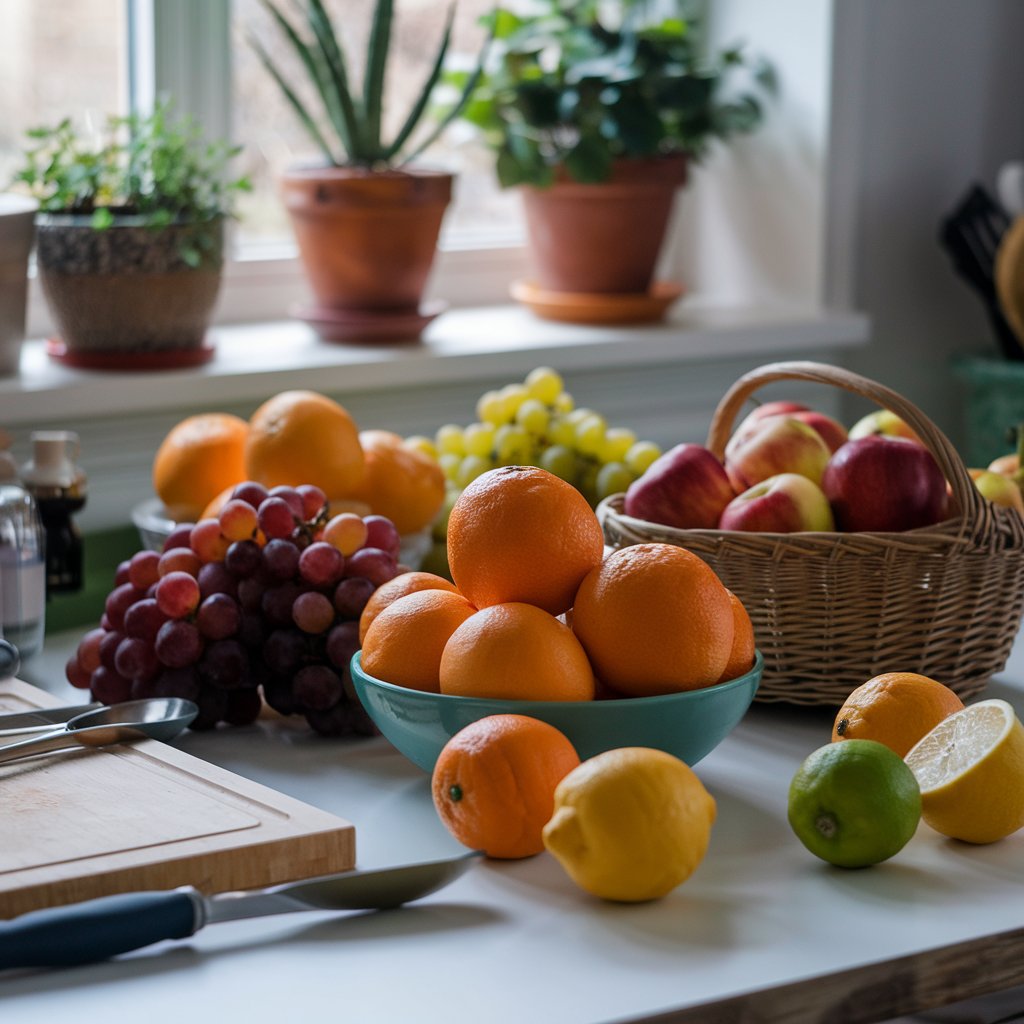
[5,628,1024,1024]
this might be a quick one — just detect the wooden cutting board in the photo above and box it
[0,679,356,918]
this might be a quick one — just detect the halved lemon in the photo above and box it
[904,699,1024,844]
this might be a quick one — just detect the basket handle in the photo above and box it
[705,360,981,522]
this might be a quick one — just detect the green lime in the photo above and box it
[787,739,921,868]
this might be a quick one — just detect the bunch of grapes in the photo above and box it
[65,482,406,736]
[410,367,663,514]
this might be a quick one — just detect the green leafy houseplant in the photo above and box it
[456,0,774,188]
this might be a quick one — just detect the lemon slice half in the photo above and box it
[904,699,1024,844]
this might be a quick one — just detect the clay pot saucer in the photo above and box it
[294,300,447,343]
[46,337,216,371]
[510,280,684,325]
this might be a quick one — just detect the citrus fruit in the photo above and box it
[244,390,365,498]
[832,672,965,757]
[787,739,921,868]
[348,430,446,535]
[904,699,1024,844]
[432,714,581,859]
[152,413,248,521]
[570,543,734,696]
[717,589,756,683]
[358,570,459,644]
[446,466,604,616]
[361,589,477,693]
[440,602,595,701]
[543,747,716,902]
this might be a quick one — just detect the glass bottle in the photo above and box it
[0,469,46,660]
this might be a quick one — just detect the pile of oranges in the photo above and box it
[358,464,755,703]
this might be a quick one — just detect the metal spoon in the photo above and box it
[0,697,198,764]
[0,851,484,969]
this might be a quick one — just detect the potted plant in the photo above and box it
[453,1,773,317]
[12,103,249,369]
[251,0,483,341]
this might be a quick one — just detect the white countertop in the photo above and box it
[5,628,1024,1024]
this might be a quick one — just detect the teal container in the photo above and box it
[350,650,763,773]
[952,355,1024,466]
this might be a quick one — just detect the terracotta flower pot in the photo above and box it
[0,195,37,376]
[36,215,224,367]
[280,167,453,312]
[520,155,688,295]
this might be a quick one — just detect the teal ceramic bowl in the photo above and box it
[350,650,763,773]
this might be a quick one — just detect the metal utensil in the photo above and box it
[0,701,102,735]
[0,697,197,764]
[0,851,483,969]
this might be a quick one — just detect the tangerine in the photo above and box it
[361,589,476,693]
[446,466,604,616]
[153,413,248,521]
[717,590,756,683]
[358,570,459,644]
[440,602,594,701]
[571,544,734,696]
[244,390,365,498]
[348,430,446,535]
[432,714,581,859]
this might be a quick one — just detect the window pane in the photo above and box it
[0,0,126,187]
[232,0,521,253]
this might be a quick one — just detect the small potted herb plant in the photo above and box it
[453,1,773,314]
[13,102,248,369]
[251,0,483,341]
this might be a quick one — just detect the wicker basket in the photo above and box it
[598,361,1024,706]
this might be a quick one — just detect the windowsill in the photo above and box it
[0,301,870,426]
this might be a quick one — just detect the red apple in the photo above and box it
[736,400,811,435]
[724,415,832,491]
[624,443,735,529]
[969,468,1024,514]
[848,409,922,445]
[719,473,835,533]
[822,436,948,531]
[792,411,848,453]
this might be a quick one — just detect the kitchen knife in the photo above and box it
[0,851,482,970]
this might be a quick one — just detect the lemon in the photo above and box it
[904,699,1024,844]
[542,747,716,903]
[788,739,921,868]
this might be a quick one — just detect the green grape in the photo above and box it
[576,462,601,506]
[499,384,529,420]
[575,413,608,457]
[516,398,551,436]
[524,366,563,405]
[457,454,494,488]
[494,424,533,465]
[439,452,462,481]
[540,444,577,481]
[436,423,466,456]
[565,407,593,427]
[601,427,637,463]
[548,416,577,448]
[553,392,575,414]
[464,422,496,457]
[625,440,663,475]
[476,390,508,426]
[404,434,438,460]
[595,461,635,501]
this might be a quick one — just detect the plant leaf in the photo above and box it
[306,0,364,160]
[363,0,394,157]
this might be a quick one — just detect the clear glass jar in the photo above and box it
[0,482,46,660]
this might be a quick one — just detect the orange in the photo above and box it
[440,602,595,701]
[832,672,965,758]
[432,714,581,859]
[571,544,734,696]
[153,413,248,521]
[244,390,365,498]
[717,590,756,683]
[358,570,459,644]
[361,589,477,693]
[348,430,446,535]
[446,466,604,616]
[199,484,237,522]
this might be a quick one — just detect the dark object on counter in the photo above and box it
[939,184,1022,360]
[0,638,20,678]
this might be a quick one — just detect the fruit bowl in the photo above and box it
[350,649,763,772]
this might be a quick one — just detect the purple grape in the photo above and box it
[198,561,238,599]
[155,619,203,668]
[152,666,202,702]
[237,576,266,613]
[236,611,266,649]
[224,687,263,726]
[262,582,301,626]
[332,577,376,619]
[293,664,343,711]
[199,639,249,690]
[297,484,327,521]
[293,591,335,634]
[299,541,344,587]
[105,583,146,632]
[269,485,304,518]
[114,637,160,682]
[258,497,296,539]
[364,515,400,557]
[263,538,300,581]
[190,686,228,731]
[90,666,133,705]
[123,598,170,644]
[345,547,398,587]
[196,593,242,640]
[263,629,306,675]
[163,522,195,552]
[114,560,131,586]
[262,678,298,717]
[304,702,353,737]
[131,677,158,700]
[326,621,361,671]
[290,528,312,551]
[224,539,262,578]
[99,629,125,671]
[231,481,269,509]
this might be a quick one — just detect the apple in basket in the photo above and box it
[624,443,735,529]
[719,473,835,533]
[969,468,1024,513]
[736,403,848,454]
[848,409,922,444]
[822,436,948,532]
[724,415,832,492]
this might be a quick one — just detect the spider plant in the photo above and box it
[251,0,484,169]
